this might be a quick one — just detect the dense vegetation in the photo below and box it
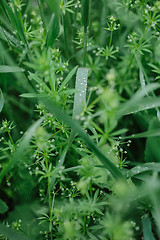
[0,0,160,239]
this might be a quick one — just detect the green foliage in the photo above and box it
[0,0,160,239]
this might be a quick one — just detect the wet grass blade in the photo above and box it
[0,89,4,112]
[46,13,60,48]
[0,118,43,184]
[38,95,126,181]
[122,128,160,139]
[73,67,89,118]
[0,65,24,73]
[126,163,160,179]
[117,83,160,118]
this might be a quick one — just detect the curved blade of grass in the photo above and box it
[0,199,8,214]
[58,66,79,92]
[0,118,43,184]
[119,97,160,115]
[46,13,60,48]
[0,65,24,73]
[142,215,156,240]
[0,89,4,112]
[117,83,160,118]
[126,163,160,179]
[46,0,60,14]
[0,224,27,240]
[122,128,160,139]
[38,95,126,181]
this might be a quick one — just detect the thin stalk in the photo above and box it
[8,131,15,150]
[83,31,87,67]
[108,30,113,50]
[62,14,69,58]
[44,150,53,240]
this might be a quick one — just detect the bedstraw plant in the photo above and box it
[0,0,160,239]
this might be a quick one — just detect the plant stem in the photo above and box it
[44,150,53,240]
[83,31,87,67]
[109,30,113,50]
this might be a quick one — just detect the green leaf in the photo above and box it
[38,95,126,181]
[117,83,160,118]
[0,199,8,214]
[46,13,60,48]
[0,118,43,184]
[82,0,91,33]
[0,224,27,240]
[0,89,4,112]
[1,0,27,45]
[72,67,89,118]
[142,215,156,240]
[126,162,160,179]
[20,93,37,98]
[58,66,79,92]
[0,65,24,73]
[145,117,160,162]
[45,0,60,14]
[29,72,52,95]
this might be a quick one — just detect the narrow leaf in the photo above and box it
[20,93,37,98]
[0,199,8,214]
[0,89,4,112]
[29,72,52,95]
[73,67,89,118]
[45,0,60,14]
[122,128,160,139]
[0,65,24,73]
[82,0,90,33]
[0,118,43,184]
[126,163,160,179]
[117,83,160,118]
[46,13,60,48]
[58,66,79,92]
[142,215,156,240]
[38,95,126,181]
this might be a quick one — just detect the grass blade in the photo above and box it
[82,0,90,33]
[0,118,43,184]
[58,65,79,92]
[117,83,160,118]
[122,128,160,139]
[0,65,24,73]
[46,13,60,48]
[126,163,160,179]
[38,95,126,181]
[72,67,89,118]
[0,199,8,214]
[45,0,60,14]
[142,215,156,240]
[1,0,27,45]
[0,89,4,112]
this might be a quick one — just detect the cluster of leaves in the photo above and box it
[0,0,160,239]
